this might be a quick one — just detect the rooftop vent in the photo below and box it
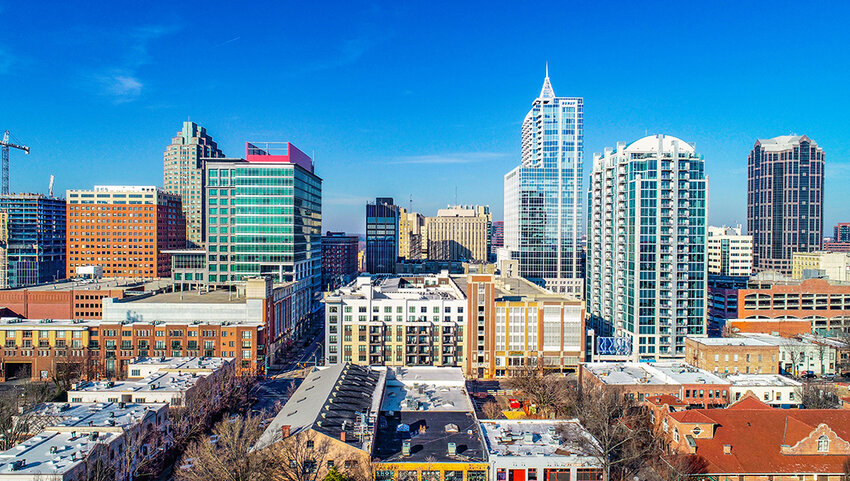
[402,439,411,456]
[445,423,458,433]
[447,442,456,456]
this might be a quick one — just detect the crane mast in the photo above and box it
[0,131,30,195]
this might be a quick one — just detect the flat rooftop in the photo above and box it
[11,277,172,292]
[687,336,774,347]
[737,333,808,347]
[382,367,473,412]
[582,362,729,386]
[26,402,167,432]
[726,374,801,387]
[0,430,121,476]
[70,370,209,395]
[480,420,598,458]
[330,275,467,301]
[126,289,251,304]
[0,318,99,328]
[373,411,487,463]
[128,357,230,372]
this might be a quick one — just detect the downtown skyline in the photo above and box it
[2,1,850,234]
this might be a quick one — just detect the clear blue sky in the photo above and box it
[2,1,849,235]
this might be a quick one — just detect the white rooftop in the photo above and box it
[737,333,809,347]
[623,134,696,155]
[582,362,729,386]
[0,430,120,476]
[381,367,472,412]
[726,374,801,387]
[25,402,167,432]
[128,356,231,372]
[330,274,467,302]
[69,370,208,395]
[687,336,774,347]
[480,420,598,458]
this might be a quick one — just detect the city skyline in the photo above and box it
[2,2,850,236]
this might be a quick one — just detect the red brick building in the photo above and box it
[663,394,850,478]
[734,278,850,335]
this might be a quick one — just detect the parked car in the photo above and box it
[800,372,817,380]
[823,373,836,381]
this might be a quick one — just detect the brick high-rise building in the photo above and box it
[164,121,223,247]
[66,186,186,279]
[748,135,825,274]
[321,231,358,291]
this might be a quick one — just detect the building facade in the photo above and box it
[489,221,503,260]
[588,135,707,361]
[0,194,66,288]
[321,231,359,291]
[503,69,583,296]
[424,205,491,262]
[684,337,779,374]
[366,197,399,274]
[163,121,224,247]
[707,225,752,276]
[748,135,825,274]
[397,208,424,260]
[202,142,322,294]
[792,251,850,281]
[66,186,185,279]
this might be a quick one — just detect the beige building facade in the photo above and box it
[424,205,491,262]
[707,225,753,276]
[792,251,850,281]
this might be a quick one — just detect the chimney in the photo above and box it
[340,431,346,442]
[723,444,732,455]
[281,425,291,438]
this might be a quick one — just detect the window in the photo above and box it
[306,440,314,449]
[818,435,829,452]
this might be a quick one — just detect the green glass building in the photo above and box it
[203,142,322,294]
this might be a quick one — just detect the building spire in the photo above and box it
[539,62,555,99]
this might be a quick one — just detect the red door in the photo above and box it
[510,469,526,481]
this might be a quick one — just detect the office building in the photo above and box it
[706,274,749,336]
[503,68,583,296]
[662,395,850,478]
[424,205,491,262]
[684,337,779,374]
[321,231,359,291]
[0,277,145,320]
[748,135,825,274]
[398,208,424,260]
[365,197,399,274]
[792,251,850,281]
[0,194,66,288]
[489,221,503,259]
[66,186,185,279]
[163,121,224,247]
[588,135,707,360]
[835,222,850,243]
[707,225,752,276]
[203,142,322,294]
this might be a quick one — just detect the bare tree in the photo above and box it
[796,381,840,409]
[780,339,806,377]
[481,400,504,420]
[572,384,663,481]
[0,382,55,449]
[175,414,266,481]
[655,453,708,481]
[506,366,576,417]
[258,433,335,481]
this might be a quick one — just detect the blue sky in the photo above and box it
[2,1,849,235]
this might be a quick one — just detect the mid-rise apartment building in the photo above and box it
[321,231,358,291]
[748,135,825,273]
[323,272,584,378]
[202,142,321,294]
[66,186,185,279]
[163,121,224,247]
[424,205,491,262]
[503,69,584,296]
[707,225,752,276]
[0,194,66,288]
[588,135,707,360]
[792,251,850,281]
[397,207,424,260]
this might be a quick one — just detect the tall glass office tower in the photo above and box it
[503,68,583,296]
[588,135,707,361]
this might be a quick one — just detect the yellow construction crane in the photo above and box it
[0,131,29,195]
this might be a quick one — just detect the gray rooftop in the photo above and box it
[582,362,729,386]
[24,402,167,433]
[253,363,385,452]
[480,420,599,458]
[381,367,473,412]
[726,374,801,387]
[687,336,774,347]
[0,431,121,476]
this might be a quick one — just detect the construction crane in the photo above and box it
[0,131,29,195]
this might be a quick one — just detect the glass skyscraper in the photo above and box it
[588,135,707,361]
[503,68,583,296]
[203,142,322,294]
[0,194,66,288]
[365,197,399,274]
